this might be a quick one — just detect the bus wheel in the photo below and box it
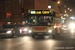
[52,35,55,39]
[32,35,35,38]
[41,36,44,38]
[17,35,20,37]
[17,33,20,37]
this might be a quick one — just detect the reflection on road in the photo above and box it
[0,32,75,50]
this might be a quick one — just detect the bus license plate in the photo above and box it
[38,33,42,35]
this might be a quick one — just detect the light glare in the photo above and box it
[24,28,28,31]
[69,23,75,28]
[48,30,52,33]
[7,31,11,34]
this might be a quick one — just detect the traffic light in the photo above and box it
[22,8,24,13]
[26,20,28,23]
[22,18,25,21]
[53,12,55,17]
[22,8,25,21]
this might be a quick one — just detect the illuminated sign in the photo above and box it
[30,10,52,14]
[42,11,49,14]
[35,11,41,14]
[31,11,35,14]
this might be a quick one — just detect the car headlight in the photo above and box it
[54,26,56,28]
[7,31,11,34]
[20,29,22,33]
[63,25,66,27]
[28,30,32,33]
[48,30,52,33]
[20,28,28,33]
[69,23,75,28]
[24,28,28,31]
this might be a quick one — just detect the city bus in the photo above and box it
[27,9,61,38]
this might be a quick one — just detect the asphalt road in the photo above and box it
[0,31,75,50]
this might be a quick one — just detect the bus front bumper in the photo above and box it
[31,32,53,36]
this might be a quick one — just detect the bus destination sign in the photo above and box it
[30,10,52,14]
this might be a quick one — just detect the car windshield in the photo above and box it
[1,24,15,29]
[18,24,28,27]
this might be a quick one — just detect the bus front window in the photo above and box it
[29,16,52,26]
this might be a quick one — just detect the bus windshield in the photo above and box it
[29,16,52,26]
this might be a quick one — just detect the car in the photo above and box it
[0,23,20,37]
[17,23,31,36]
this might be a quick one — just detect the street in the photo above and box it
[0,31,75,50]
[0,0,75,50]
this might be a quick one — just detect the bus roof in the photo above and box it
[28,9,61,17]
[28,9,59,14]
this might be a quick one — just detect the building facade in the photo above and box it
[0,0,48,22]
[48,0,64,13]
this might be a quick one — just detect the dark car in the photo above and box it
[0,24,20,37]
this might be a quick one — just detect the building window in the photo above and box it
[19,0,21,4]
[64,5,66,8]
[5,0,10,4]
[66,0,68,1]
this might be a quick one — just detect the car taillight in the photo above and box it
[20,28,28,31]
[21,28,24,31]
[20,28,28,34]
[23,28,28,31]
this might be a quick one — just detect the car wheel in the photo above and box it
[10,33,14,38]
[52,35,55,39]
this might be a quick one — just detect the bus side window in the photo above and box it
[47,18,51,23]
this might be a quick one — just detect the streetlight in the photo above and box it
[57,1,60,13]
[70,9,72,11]
[64,14,68,16]
[48,5,51,9]
[68,8,70,10]
[65,10,67,13]
[57,1,60,4]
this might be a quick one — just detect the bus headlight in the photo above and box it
[48,30,52,33]
[28,30,32,33]
[7,31,11,34]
